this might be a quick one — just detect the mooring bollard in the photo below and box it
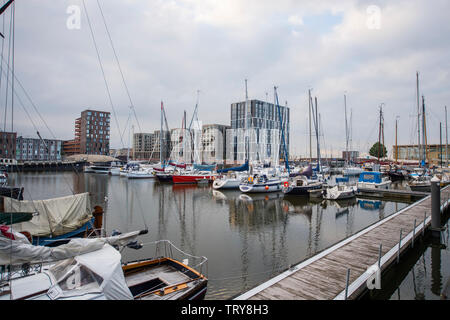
[345,268,351,300]
[431,176,442,238]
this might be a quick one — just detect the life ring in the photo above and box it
[283,181,289,188]
[248,176,253,183]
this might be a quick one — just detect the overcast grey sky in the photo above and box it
[3,0,450,157]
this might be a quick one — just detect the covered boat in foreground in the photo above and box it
[2,192,103,246]
[0,228,208,300]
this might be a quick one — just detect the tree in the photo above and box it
[369,142,387,158]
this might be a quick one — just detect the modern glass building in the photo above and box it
[227,99,289,164]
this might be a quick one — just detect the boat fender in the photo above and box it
[265,185,269,190]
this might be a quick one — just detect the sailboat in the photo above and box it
[342,94,363,176]
[408,76,431,191]
[283,94,323,195]
[212,161,249,190]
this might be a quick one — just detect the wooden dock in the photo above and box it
[356,187,429,202]
[235,185,450,300]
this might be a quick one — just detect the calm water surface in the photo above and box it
[8,172,412,300]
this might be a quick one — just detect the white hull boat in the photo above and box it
[239,175,282,193]
[324,185,356,200]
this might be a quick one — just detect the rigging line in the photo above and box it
[9,0,13,131]
[0,67,76,195]
[81,0,125,149]
[3,4,11,131]
[95,0,143,134]
[0,0,5,129]
[0,52,83,180]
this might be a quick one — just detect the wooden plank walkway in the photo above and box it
[235,185,450,300]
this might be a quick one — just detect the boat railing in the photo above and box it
[138,240,208,277]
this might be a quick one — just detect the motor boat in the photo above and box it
[324,184,356,200]
[357,171,392,190]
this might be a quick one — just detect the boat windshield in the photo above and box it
[47,258,104,299]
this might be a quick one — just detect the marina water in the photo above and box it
[8,171,447,300]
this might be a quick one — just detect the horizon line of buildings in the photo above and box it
[1,100,449,166]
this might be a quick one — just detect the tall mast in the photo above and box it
[440,122,443,168]
[416,72,421,164]
[378,106,381,162]
[422,96,427,165]
[244,79,248,162]
[314,97,321,172]
[446,106,448,167]
[275,86,289,174]
[395,117,398,163]
[308,89,312,162]
[344,94,348,164]
[160,101,163,164]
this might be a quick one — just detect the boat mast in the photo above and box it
[274,86,290,174]
[416,72,421,164]
[378,106,382,163]
[309,89,312,163]
[245,79,249,163]
[422,95,427,165]
[344,94,349,164]
[446,106,448,167]
[395,117,398,164]
[440,122,443,168]
[160,101,163,164]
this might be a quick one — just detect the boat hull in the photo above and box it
[212,179,241,190]
[156,174,173,182]
[173,175,214,184]
[282,183,322,195]
[239,181,282,193]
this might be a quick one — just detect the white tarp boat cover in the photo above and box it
[3,192,92,237]
[1,227,146,300]
[46,243,134,300]
[0,226,144,266]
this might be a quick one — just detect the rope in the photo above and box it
[81,0,125,150]
[95,0,143,135]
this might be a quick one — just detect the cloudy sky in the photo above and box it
[2,0,450,157]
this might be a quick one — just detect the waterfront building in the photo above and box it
[63,109,111,156]
[16,136,62,161]
[0,131,16,160]
[201,124,230,164]
[226,99,289,164]
[393,144,450,165]
[133,132,153,160]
